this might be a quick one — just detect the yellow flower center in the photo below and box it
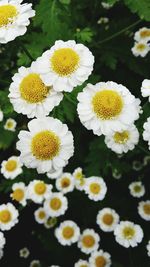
[20,73,50,103]
[5,159,17,172]
[140,29,150,38]
[137,43,146,51]
[61,177,71,188]
[0,210,11,223]
[134,185,141,192]
[50,197,62,210]
[123,227,135,239]
[51,48,80,76]
[143,204,150,215]
[75,171,83,180]
[95,256,107,267]
[113,131,129,144]
[80,265,88,267]
[102,213,114,225]
[90,183,101,194]
[92,90,123,120]
[38,210,46,219]
[0,5,18,27]
[6,121,14,129]
[62,226,74,239]
[12,189,24,202]
[82,235,95,248]
[31,130,60,161]
[34,182,46,195]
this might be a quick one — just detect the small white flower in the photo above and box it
[114,221,144,248]
[11,182,27,206]
[146,240,150,257]
[143,117,150,149]
[44,192,68,218]
[19,247,30,258]
[84,177,107,201]
[30,260,40,267]
[44,217,57,229]
[105,125,139,154]
[0,203,19,231]
[56,173,75,194]
[112,168,122,179]
[34,207,49,224]
[89,249,111,267]
[55,220,80,246]
[47,167,63,180]
[131,41,150,57]
[0,0,35,44]
[96,208,119,232]
[17,117,74,174]
[73,167,86,191]
[134,27,150,42]
[27,180,52,204]
[101,2,113,9]
[0,232,6,249]
[4,118,16,131]
[132,160,143,171]
[129,181,145,198]
[1,156,23,179]
[78,229,100,254]
[74,259,89,267]
[0,109,3,122]
[141,79,150,101]
[138,200,150,221]
[97,17,109,24]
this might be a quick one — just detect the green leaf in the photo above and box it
[104,0,119,4]
[75,27,94,43]
[124,0,150,21]
[59,0,71,4]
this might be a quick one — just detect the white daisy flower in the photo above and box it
[77,81,141,136]
[105,125,139,154]
[101,2,113,9]
[4,118,16,131]
[146,240,150,257]
[11,182,27,206]
[27,180,52,204]
[141,79,150,101]
[114,221,144,248]
[143,117,150,148]
[131,41,150,57]
[89,249,111,267]
[44,192,68,217]
[0,0,35,44]
[0,232,6,249]
[74,259,89,267]
[56,173,75,194]
[30,260,40,267]
[129,181,145,198]
[9,64,63,119]
[16,117,74,174]
[34,207,49,224]
[0,249,3,260]
[78,229,100,254]
[84,177,107,201]
[73,167,86,191]
[138,200,150,221]
[0,109,3,122]
[35,40,94,92]
[96,208,119,232]
[19,247,30,258]
[47,167,63,180]
[1,156,23,179]
[0,203,19,231]
[97,17,109,25]
[44,217,57,229]
[55,220,80,246]
[134,27,150,42]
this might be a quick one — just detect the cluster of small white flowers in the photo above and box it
[132,27,150,57]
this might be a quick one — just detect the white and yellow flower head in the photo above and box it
[35,40,94,92]
[77,81,141,136]
[146,240,150,257]
[129,181,145,198]
[19,247,30,258]
[143,117,150,149]
[134,27,150,43]
[78,229,100,254]
[138,200,150,221]
[0,109,3,122]
[9,64,63,119]
[11,182,27,206]
[55,220,80,246]
[56,172,75,194]
[131,41,150,57]
[96,208,119,232]
[141,79,150,101]
[34,207,49,224]
[1,156,23,179]
[74,259,89,267]
[44,192,68,218]
[4,118,16,131]
[89,249,111,267]
[30,260,40,267]
[27,180,52,204]
[0,0,35,44]
[17,117,74,174]
[0,232,6,249]
[44,217,57,229]
[84,177,107,201]
[105,125,139,154]
[0,203,19,231]
[47,167,63,180]
[114,221,144,248]
[73,167,86,191]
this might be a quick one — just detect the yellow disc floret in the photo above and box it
[82,235,95,248]
[102,214,114,225]
[113,131,129,144]
[143,204,150,215]
[123,227,135,239]
[136,43,146,51]
[0,5,18,27]
[34,182,46,195]
[62,226,74,239]
[50,197,62,210]
[38,211,46,219]
[12,189,24,202]
[95,256,107,267]
[140,29,150,38]
[90,183,101,194]
[0,210,11,223]
[5,160,17,172]
[61,177,71,188]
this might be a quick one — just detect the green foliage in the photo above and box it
[124,0,150,21]
[75,27,94,43]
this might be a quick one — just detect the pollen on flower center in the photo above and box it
[123,227,135,239]
[137,43,146,51]
[61,178,70,188]
[34,182,46,195]
[5,160,17,172]
[102,214,114,225]
[38,211,46,219]
[12,189,24,202]
[0,5,18,27]
[90,183,101,194]
[20,73,50,103]
[0,210,11,223]
[143,204,150,215]
[51,48,80,76]
[113,131,129,144]
[140,30,150,38]
[82,235,95,248]
[31,130,60,160]
[134,185,141,192]
[50,198,62,210]
[95,256,107,267]
[62,226,74,239]
[92,90,123,120]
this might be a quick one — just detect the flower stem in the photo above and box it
[138,145,150,156]
[18,39,34,61]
